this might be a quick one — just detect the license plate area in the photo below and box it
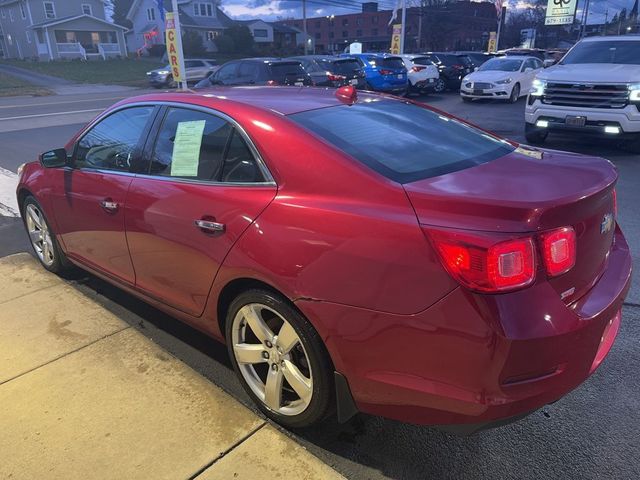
[350,78,358,85]
[565,115,586,127]
[473,89,484,95]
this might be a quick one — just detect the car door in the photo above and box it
[184,60,205,81]
[125,106,277,317]
[213,61,241,86]
[237,61,260,85]
[48,105,157,284]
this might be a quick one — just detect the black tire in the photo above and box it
[625,134,640,154]
[21,196,73,275]
[509,83,521,103]
[225,289,334,429]
[524,122,548,144]
[433,78,446,93]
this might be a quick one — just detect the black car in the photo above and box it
[194,58,313,89]
[421,52,467,93]
[453,51,495,69]
[289,55,366,89]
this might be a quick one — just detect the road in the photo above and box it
[0,90,638,480]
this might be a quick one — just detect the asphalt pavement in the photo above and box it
[0,90,638,480]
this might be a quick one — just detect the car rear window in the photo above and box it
[268,62,306,80]
[333,59,361,74]
[412,57,433,66]
[381,57,405,70]
[290,100,513,183]
[561,40,640,65]
[438,55,460,66]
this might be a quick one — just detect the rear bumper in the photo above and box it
[297,227,631,429]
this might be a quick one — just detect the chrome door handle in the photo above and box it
[100,200,119,212]
[195,219,225,233]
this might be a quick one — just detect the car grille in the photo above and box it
[542,83,630,109]
[472,82,493,89]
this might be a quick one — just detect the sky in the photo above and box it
[219,0,639,24]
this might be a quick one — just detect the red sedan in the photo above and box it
[16,86,631,433]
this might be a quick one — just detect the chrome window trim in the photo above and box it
[73,100,277,187]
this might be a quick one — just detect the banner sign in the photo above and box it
[390,24,401,54]
[545,0,578,26]
[165,12,183,82]
[487,31,497,53]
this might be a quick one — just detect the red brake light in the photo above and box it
[411,66,426,72]
[328,74,346,82]
[378,69,393,75]
[427,229,536,293]
[541,227,576,277]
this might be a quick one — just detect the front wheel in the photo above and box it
[509,83,521,103]
[226,289,334,428]
[22,196,73,274]
[524,122,548,144]
[433,78,446,93]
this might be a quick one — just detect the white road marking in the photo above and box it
[0,108,103,122]
[0,167,19,217]
[0,96,128,110]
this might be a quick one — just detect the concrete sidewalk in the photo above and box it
[0,253,343,480]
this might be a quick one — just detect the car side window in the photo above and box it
[75,106,154,172]
[149,108,265,183]
[216,62,238,83]
[238,62,259,79]
[185,60,204,68]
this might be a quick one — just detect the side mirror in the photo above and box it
[40,148,68,168]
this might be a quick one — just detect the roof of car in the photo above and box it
[120,87,382,116]
[581,35,640,42]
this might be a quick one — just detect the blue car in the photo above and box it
[340,53,408,94]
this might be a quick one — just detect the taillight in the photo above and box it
[427,229,536,293]
[540,227,576,277]
[411,66,426,72]
[328,74,346,82]
[378,69,393,75]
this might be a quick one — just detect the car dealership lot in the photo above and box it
[0,90,639,480]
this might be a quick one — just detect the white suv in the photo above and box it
[399,55,440,95]
[524,36,640,152]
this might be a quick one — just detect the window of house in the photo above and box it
[372,16,379,24]
[356,29,362,37]
[75,107,155,172]
[342,18,348,26]
[253,29,268,38]
[43,1,55,19]
[194,3,214,17]
[82,4,92,16]
[356,18,362,26]
[206,31,218,41]
[146,7,155,21]
[342,31,348,38]
[37,30,44,43]
[20,3,26,19]
[149,108,264,183]
[25,30,32,43]
[329,31,334,38]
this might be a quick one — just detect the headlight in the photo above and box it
[629,83,640,101]
[157,70,170,75]
[531,78,546,96]
[495,78,512,85]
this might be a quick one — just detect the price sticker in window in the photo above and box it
[170,120,206,177]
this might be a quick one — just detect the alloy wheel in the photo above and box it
[25,204,54,266]
[434,79,446,93]
[231,303,313,416]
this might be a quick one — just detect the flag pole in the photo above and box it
[400,0,406,54]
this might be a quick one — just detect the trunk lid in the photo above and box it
[404,147,618,303]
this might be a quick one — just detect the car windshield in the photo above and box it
[560,40,640,65]
[479,58,523,72]
[289,100,513,183]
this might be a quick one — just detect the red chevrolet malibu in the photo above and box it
[16,86,631,434]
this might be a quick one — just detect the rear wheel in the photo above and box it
[22,196,72,274]
[509,83,521,103]
[524,122,548,144]
[433,78,446,93]
[226,289,334,428]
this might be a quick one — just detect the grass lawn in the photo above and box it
[0,58,165,86]
[0,72,52,97]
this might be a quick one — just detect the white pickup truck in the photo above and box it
[524,36,640,152]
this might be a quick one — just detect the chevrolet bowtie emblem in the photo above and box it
[601,213,614,234]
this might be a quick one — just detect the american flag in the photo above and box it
[495,0,504,20]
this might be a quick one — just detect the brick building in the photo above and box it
[275,1,497,54]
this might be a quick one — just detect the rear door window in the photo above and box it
[268,62,306,81]
[148,107,265,183]
[290,100,513,183]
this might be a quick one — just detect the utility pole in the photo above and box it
[417,0,424,52]
[400,0,406,54]
[496,6,505,52]
[603,8,608,35]
[303,0,308,55]
[580,0,591,39]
